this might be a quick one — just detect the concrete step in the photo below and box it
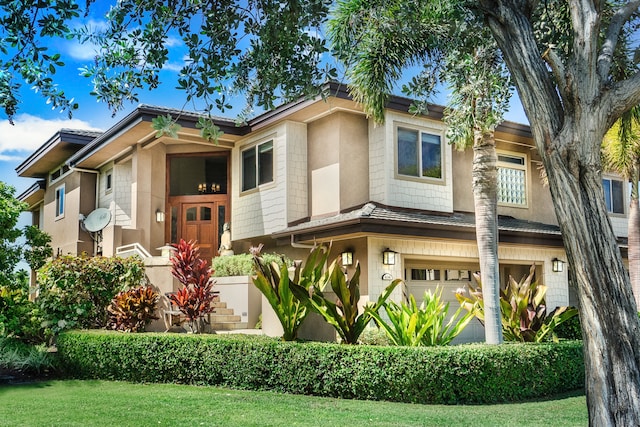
[209,314,241,323]
[209,322,249,331]
[212,307,234,315]
[211,301,227,309]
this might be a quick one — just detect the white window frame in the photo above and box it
[497,151,529,208]
[395,126,444,183]
[54,184,65,220]
[603,176,625,215]
[241,140,274,193]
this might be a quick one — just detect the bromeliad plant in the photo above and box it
[168,239,217,333]
[456,265,578,342]
[107,285,159,332]
[252,244,328,341]
[290,253,401,344]
[368,287,476,346]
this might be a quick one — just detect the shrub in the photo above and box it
[368,288,476,346]
[290,254,401,344]
[168,239,216,333]
[554,311,582,340]
[456,265,578,342]
[252,245,325,341]
[0,336,58,374]
[212,252,293,277]
[57,330,585,405]
[37,254,147,337]
[107,286,159,332]
[0,286,45,344]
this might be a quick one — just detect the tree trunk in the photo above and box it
[544,151,640,426]
[629,178,640,308]
[479,2,640,422]
[473,129,503,344]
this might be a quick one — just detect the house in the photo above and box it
[15,83,630,340]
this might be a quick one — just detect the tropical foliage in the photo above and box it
[107,286,159,332]
[37,254,147,337]
[289,254,401,344]
[368,288,476,346]
[212,252,293,277]
[252,245,327,341]
[168,239,217,333]
[456,266,577,342]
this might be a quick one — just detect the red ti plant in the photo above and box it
[168,239,216,333]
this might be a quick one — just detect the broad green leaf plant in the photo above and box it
[368,287,476,346]
[252,245,329,341]
[290,254,401,344]
[456,266,577,342]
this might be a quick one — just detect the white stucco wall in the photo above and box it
[369,111,453,213]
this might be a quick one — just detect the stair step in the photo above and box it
[209,322,249,331]
[209,314,241,323]
[211,301,227,309]
[212,307,234,315]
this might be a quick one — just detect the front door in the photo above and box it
[166,153,230,260]
[181,203,216,260]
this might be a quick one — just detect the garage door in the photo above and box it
[404,261,485,343]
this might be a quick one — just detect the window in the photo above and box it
[497,153,527,206]
[397,127,442,179]
[105,170,113,193]
[55,185,65,219]
[603,177,624,214]
[242,140,273,192]
[49,164,70,184]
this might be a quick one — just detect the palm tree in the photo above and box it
[601,109,640,307]
[329,0,510,344]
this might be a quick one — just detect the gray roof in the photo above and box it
[274,202,562,246]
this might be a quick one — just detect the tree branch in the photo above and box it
[542,46,570,110]
[597,0,640,81]
[603,71,640,130]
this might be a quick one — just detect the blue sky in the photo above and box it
[0,6,530,209]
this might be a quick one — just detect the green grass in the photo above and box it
[0,380,587,426]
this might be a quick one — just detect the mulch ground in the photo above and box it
[0,367,60,385]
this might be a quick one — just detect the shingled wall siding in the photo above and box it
[369,111,453,213]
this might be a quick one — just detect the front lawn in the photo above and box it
[0,380,587,426]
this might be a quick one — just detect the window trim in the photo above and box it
[240,139,275,194]
[497,150,529,208]
[394,125,445,185]
[603,176,626,216]
[54,184,65,220]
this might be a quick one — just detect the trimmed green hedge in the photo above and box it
[56,331,584,404]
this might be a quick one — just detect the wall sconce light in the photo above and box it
[552,258,564,273]
[156,209,165,223]
[382,248,397,265]
[341,250,354,266]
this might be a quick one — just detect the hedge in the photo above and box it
[56,331,584,404]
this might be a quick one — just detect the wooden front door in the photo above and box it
[181,203,216,260]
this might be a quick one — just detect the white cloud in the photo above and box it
[0,114,102,157]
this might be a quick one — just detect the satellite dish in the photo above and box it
[83,208,111,232]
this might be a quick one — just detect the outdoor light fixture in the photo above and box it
[552,258,565,273]
[382,248,397,265]
[156,209,165,223]
[341,250,354,266]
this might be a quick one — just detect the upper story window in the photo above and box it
[603,177,624,214]
[49,164,70,184]
[242,140,273,192]
[105,170,113,193]
[397,127,442,180]
[497,152,527,206]
[55,184,65,219]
